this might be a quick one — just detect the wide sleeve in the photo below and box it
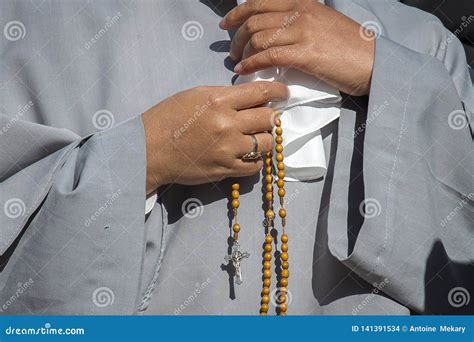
[0,114,148,314]
[326,1,473,314]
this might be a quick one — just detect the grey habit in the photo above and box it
[0,0,473,315]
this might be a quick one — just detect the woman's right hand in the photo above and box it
[142,81,289,194]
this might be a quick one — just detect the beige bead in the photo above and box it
[275,127,283,136]
[263,261,272,269]
[266,166,272,174]
[275,117,282,127]
[263,269,271,278]
[263,278,271,287]
[265,158,272,166]
[281,252,288,261]
[279,303,287,313]
[277,170,285,179]
[266,210,275,220]
[277,162,285,171]
[281,234,288,243]
[278,188,286,197]
[281,269,289,278]
[276,153,284,162]
[279,208,286,218]
[262,295,270,304]
[264,244,272,252]
[280,278,288,287]
[265,175,273,184]
[264,252,272,261]
[231,190,239,199]
[275,144,283,153]
[275,136,283,144]
[261,304,269,313]
[266,184,273,192]
[232,183,240,191]
[232,199,240,208]
[281,243,288,252]
[277,179,284,188]
[282,261,289,269]
[265,192,273,201]
[265,235,273,244]
[262,287,270,296]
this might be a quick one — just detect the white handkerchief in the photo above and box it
[235,0,341,182]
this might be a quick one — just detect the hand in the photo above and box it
[142,82,289,194]
[220,0,375,96]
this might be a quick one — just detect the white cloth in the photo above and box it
[236,68,341,181]
[236,0,341,182]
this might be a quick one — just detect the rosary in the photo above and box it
[225,114,289,315]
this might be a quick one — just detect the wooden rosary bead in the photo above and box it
[264,252,272,261]
[263,261,272,269]
[281,234,288,243]
[264,244,272,252]
[277,162,285,171]
[282,261,289,269]
[275,118,282,127]
[279,303,287,313]
[262,287,270,296]
[277,179,284,188]
[275,127,283,136]
[279,287,288,295]
[280,252,289,261]
[265,166,272,174]
[265,174,273,184]
[275,144,283,153]
[231,190,239,199]
[263,269,271,278]
[265,235,273,244]
[281,269,289,278]
[276,153,284,162]
[281,243,288,252]
[265,210,275,220]
[265,192,273,201]
[279,208,286,218]
[263,278,271,287]
[232,223,240,233]
[278,188,286,197]
[277,170,285,179]
[265,157,272,166]
[280,278,288,287]
[266,184,273,192]
[261,304,269,312]
[232,199,240,208]
[275,136,283,144]
[262,295,270,304]
[232,183,240,191]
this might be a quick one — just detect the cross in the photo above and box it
[224,242,250,285]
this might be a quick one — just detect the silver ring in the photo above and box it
[241,135,262,161]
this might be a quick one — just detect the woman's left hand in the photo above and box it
[220,0,376,96]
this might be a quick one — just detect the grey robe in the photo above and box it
[0,0,472,315]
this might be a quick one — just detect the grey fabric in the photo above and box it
[0,0,472,315]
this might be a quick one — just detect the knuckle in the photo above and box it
[212,115,233,134]
[250,32,265,50]
[256,83,271,102]
[246,16,259,33]
[207,93,223,108]
[267,47,280,65]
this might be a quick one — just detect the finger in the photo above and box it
[234,46,298,75]
[230,159,264,178]
[242,28,297,59]
[216,81,289,110]
[229,12,294,61]
[236,107,277,134]
[220,0,295,30]
[235,132,273,157]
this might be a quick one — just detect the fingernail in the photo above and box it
[234,63,242,73]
